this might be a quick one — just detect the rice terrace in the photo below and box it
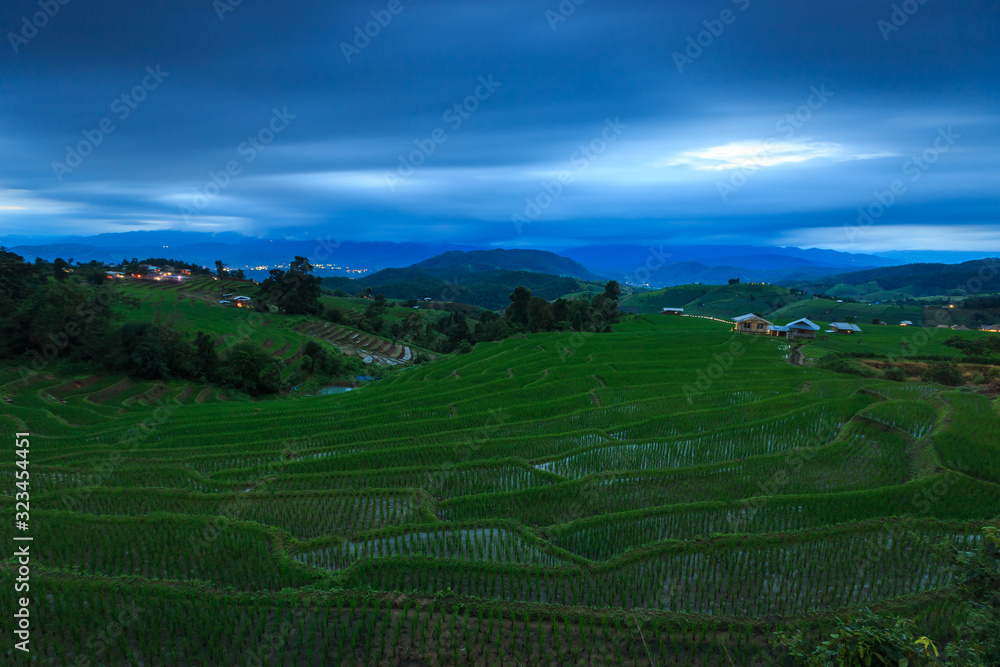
[4,0,1000,664]
[2,260,999,664]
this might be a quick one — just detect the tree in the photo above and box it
[79,262,108,285]
[729,277,741,285]
[403,312,424,338]
[439,311,470,346]
[603,280,621,302]
[220,342,283,396]
[506,287,532,327]
[473,311,507,343]
[0,247,42,303]
[53,257,71,282]
[192,331,219,380]
[256,256,323,315]
[22,281,124,363]
[115,322,183,380]
[214,260,227,278]
[551,298,570,324]
[590,293,619,330]
[527,296,553,333]
[362,295,387,333]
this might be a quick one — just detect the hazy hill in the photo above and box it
[629,261,858,286]
[560,243,896,281]
[9,233,480,276]
[620,283,803,318]
[412,249,603,281]
[321,267,590,311]
[798,258,1000,297]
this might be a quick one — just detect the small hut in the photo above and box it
[829,322,862,334]
[786,318,820,340]
[733,313,773,334]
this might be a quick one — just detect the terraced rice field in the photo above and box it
[1,316,997,665]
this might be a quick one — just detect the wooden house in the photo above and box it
[786,318,820,340]
[829,322,862,334]
[733,313,773,334]
[767,325,789,337]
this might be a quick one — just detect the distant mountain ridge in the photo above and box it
[9,231,970,291]
[9,235,481,276]
[321,267,589,311]
[559,243,896,282]
[412,249,603,281]
[796,258,1000,297]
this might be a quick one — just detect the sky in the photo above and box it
[1,0,998,252]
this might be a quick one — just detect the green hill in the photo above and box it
[799,258,1000,297]
[413,248,604,280]
[4,273,1000,664]
[621,282,802,318]
[322,266,598,310]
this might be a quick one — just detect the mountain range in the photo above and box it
[5,231,906,287]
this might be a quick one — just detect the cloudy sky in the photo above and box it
[1,0,997,251]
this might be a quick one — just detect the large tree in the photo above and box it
[257,256,323,315]
[527,296,553,332]
[603,280,621,301]
[506,286,532,326]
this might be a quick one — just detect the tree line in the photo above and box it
[352,281,623,354]
[0,249,353,396]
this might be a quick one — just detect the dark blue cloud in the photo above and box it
[0,0,997,252]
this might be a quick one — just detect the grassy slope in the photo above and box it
[803,322,997,361]
[2,311,998,663]
[621,283,799,318]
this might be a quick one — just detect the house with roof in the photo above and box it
[660,307,684,315]
[786,318,820,340]
[829,322,863,334]
[981,324,1000,333]
[900,321,913,327]
[767,325,789,337]
[733,313,773,334]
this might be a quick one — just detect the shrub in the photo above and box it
[219,342,283,396]
[821,356,859,375]
[778,608,940,666]
[299,354,314,373]
[922,362,963,387]
[883,366,907,382]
